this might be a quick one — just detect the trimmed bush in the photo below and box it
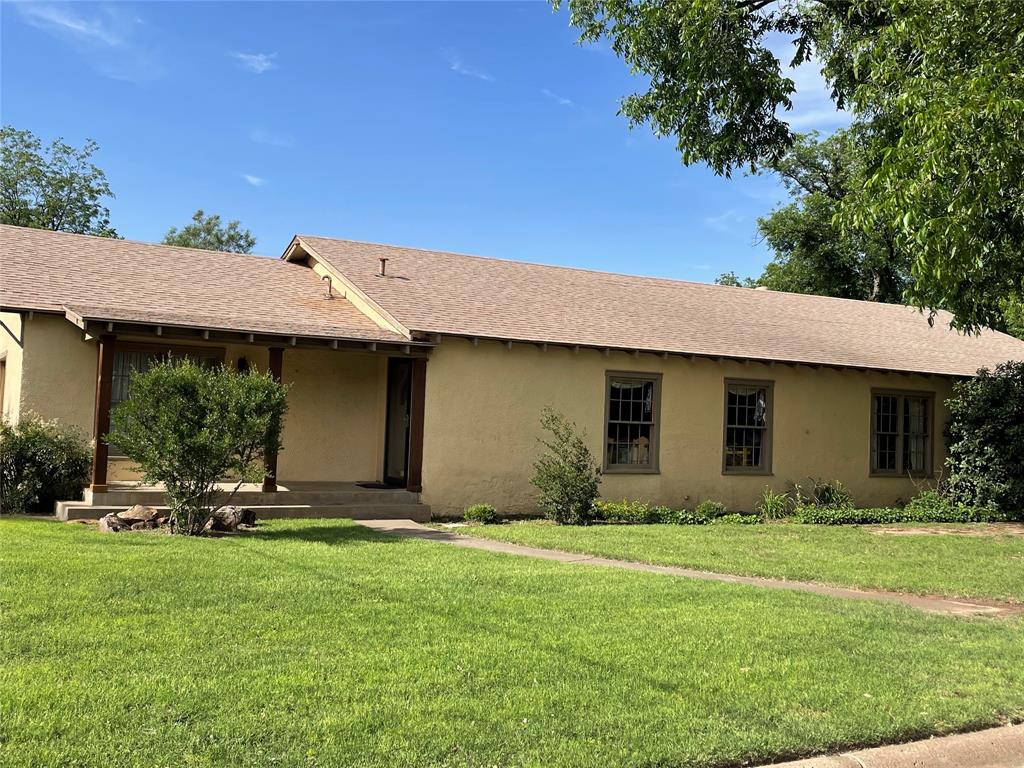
[695,499,728,518]
[464,504,498,524]
[945,361,1024,513]
[792,503,1016,525]
[0,418,92,514]
[658,508,713,525]
[593,499,661,524]
[531,408,602,525]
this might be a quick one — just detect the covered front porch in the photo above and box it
[67,309,434,519]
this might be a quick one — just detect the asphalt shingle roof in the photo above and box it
[296,234,1024,377]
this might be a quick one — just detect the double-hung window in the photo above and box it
[723,379,773,473]
[604,373,661,472]
[871,391,932,476]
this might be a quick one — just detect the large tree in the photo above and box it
[556,0,1024,332]
[163,209,256,254]
[754,129,908,303]
[0,126,117,237]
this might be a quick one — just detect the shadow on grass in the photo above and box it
[246,523,401,546]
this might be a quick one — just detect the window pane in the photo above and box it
[903,396,929,472]
[606,376,656,467]
[725,384,769,470]
[871,395,899,472]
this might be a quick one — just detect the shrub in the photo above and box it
[593,499,660,524]
[792,503,1016,525]
[0,417,91,514]
[794,478,854,510]
[464,503,498,524]
[694,499,728,518]
[756,487,790,520]
[712,512,763,525]
[531,408,601,525]
[108,359,288,535]
[945,361,1024,513]
[659,508,713,525]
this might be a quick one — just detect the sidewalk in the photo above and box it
[758,723,1023,767]
[355,519,1023,618]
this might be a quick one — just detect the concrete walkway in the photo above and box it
[758,723,1024,768]
[356,519,1023,618]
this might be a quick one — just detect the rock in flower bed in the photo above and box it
[97,505,255,534]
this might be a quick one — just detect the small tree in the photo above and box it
[945,361,1024,513]
[107,359,288,535]
[531,408,601,524]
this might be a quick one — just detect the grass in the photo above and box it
[1,517,1023,768]
[460,521,1024,603]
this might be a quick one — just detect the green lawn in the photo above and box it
[2,517,1023,768]
[461,522,1024,604]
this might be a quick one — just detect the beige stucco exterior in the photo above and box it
[1,311,25,423]
[420,337,954,516]
[5,311,958,516]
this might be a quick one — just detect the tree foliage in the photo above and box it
[0,126,117,236]
[556,0,1024,332]
[531,408,602,524]
[163,209,256,254]
[107,359,288,535]
[945,361,1024,514]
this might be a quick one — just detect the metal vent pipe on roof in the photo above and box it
[322,274,333,299]
[379,257,389,276]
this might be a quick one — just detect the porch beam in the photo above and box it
[262,347,284,493]
[89,334,116,493]
[407,358,427,493]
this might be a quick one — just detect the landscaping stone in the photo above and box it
[118,504,160,523]
[205,506,257,532]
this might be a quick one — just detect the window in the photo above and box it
[723,380,773,474]
[871,391,933,476]
[604,373,661,472]
[109,344,224,455]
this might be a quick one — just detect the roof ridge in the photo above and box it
[0,223,279,262]
[296,233,945,318]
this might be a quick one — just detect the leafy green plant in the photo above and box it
[594,499,660,524]
[0,417,91,514]
[794,479,854,510]
[107,359,288,535]
[531,408,601,525]
[658,508,713,525]
[756,487,790,520]
[694,499,728,518]
[945,361,1024,513]
[792,504,1016,526]
[464,504,498,524]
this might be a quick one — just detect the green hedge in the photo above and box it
[791,504,1018,525]
[593,499,762,526]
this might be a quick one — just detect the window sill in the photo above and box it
[722,470,774,477]
[869,472,934,479]
[603,467,661,475]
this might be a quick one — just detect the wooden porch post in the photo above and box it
[407,357,427,493]
[262,347,284,493]
[89,334,116,493]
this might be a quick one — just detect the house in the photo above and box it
[2,223,1022,518]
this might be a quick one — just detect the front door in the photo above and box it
[384,358,413,486]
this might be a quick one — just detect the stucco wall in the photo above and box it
[420,338,955,516]
[1,311,26,423]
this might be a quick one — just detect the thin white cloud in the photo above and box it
[231,52,277,74]
[704,209,745,233]
[15,2,124,46]
[442,48,493,82]
[14,3,161,81]
[242,174,266,187]
[249,128,292,148]
[541,88,574,107]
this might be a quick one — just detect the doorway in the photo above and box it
[383,358,412,486]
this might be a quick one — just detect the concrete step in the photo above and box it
[57,502,431,523]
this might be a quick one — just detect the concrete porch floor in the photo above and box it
[58,480,430,522]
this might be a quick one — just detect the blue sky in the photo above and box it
[1,1,848,282]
